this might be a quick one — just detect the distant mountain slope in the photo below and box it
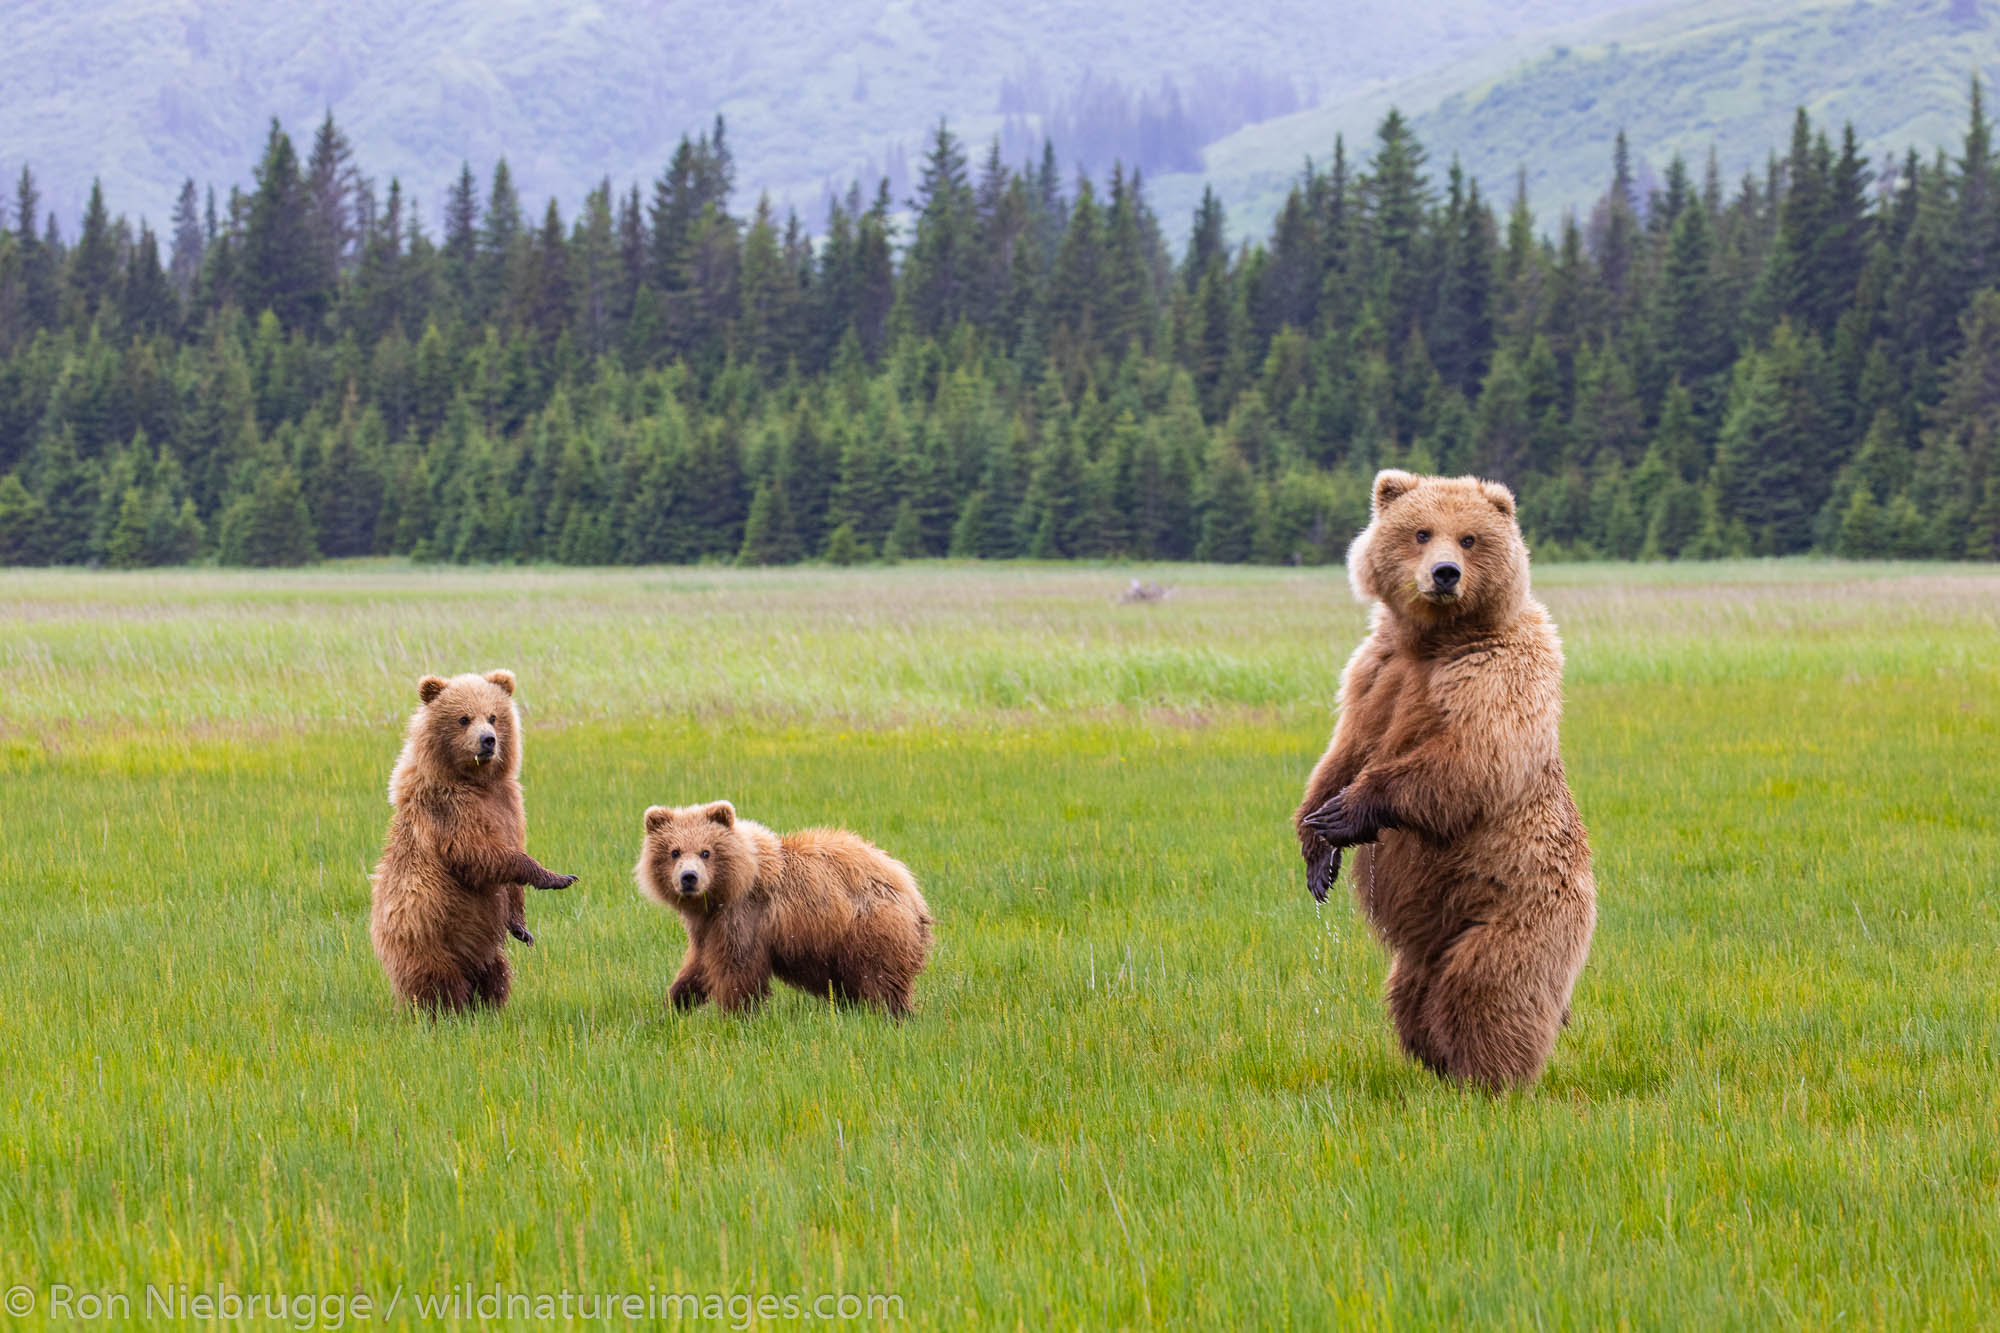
[5,0,1647,229]
[1168,0,2000,244]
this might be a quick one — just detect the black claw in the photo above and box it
[1306,843,1341,903]
[1305,790,1386,848]
[509,922,535,945]
[1302,795,1345,840]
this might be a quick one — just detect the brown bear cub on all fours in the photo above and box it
[370,670,578,1012]
[1297,470,1596,1093]
[636,802,934,1017]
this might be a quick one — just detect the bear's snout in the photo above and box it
[477,729,497,756]
[678,868,702,894]
[1428,561,1461,594]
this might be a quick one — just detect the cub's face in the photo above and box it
[1350,470,1528,625]
[414,670,520,779]
[638,801,750,909]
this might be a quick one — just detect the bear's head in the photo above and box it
[1348,469,1529,627]
[409,669,521,782]
[636,801,756,911]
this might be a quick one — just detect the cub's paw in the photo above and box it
[668,979,706,1011]
[539,873,578,891]
[508,920,536,946]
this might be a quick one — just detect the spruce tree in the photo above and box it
[1713,322,1832,553]
[30,429,99,565]
[219,466,318,566]
[948,491,988,556]
[823,521,865,565]
[305,112,362,287]
[122,224,179,335]
[0,473,51,565]
[241,122,325,329]
[67,181,119,326]
[899,122,975,339]
[1195,439,1257,563]
[738,476,804,565]
[104,487,153,568]
[1834,485,1889,558]
[882,497,924,560]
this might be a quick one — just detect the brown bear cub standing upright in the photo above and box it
[636,802,934,1016]
[1297,471,1595,1091]
[370,670,577,1011]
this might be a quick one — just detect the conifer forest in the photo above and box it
[3,86,2000,567]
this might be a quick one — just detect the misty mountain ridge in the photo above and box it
[7,0,1648,234]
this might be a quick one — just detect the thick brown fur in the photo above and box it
[369,670,577,1012]
[1296,470,1595,1091]
[635,801,934,1017]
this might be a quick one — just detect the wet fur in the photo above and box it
[1296,471,1596,1091]
[369,670,576,1012]
[636,802,934,1017]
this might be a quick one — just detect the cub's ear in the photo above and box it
[1372,469,1421,515]
[704,800,736,828]
[418,675,448,705]
[643,806,673,833]
[1478,480,1517,519]
[484,669,516,696]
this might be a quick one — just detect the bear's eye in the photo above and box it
[458,715,471,727]
[668,848,680,859]
[699,849,711,859]
[1415,529,1432,544]
[1460,535,1476,549]
[487,714,496,723]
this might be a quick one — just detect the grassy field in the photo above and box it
[1,560,1996,1328]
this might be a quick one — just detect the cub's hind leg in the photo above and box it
[467,953,513,1009]
[396,963,475,1014]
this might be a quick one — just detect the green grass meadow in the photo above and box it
[2,562,1997,1328]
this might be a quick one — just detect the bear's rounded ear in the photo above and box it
[418,675,448,705]
[644,806,672,833]
[704,800,736,828]
[1372,469,1421,515]
[1478,480,1517,519]
[485,669,516,696]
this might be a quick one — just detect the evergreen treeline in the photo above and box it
[3,90,2000,569]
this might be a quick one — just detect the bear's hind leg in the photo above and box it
[836,913,924,1017]
[468,953,512,1009]
[836,963,914,1017]
[1418,925,1565,1092]
[399,965,475,1014]
[1385,952,1447,1074]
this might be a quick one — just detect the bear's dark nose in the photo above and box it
[478,731,497,755]
[679,870,699,892]
[1431,561,1461,592]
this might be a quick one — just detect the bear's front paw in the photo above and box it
[1304,839,1342,904]
[668,979,706,1010]
[1302,789,1380,847]
[508,920,535,946]
[539,873,578,891]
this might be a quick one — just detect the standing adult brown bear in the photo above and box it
[370,670,577,1012]
[1296,470,1595,1091]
